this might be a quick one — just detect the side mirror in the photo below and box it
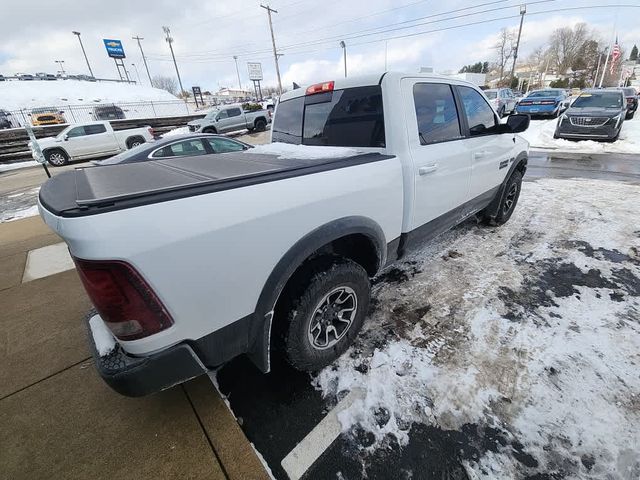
[63,134,69,141]
[506,113,529,133]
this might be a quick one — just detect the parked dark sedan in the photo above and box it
[0,109,13,129]
[515,89,569,117]
[554,90,626,141]
[607,87,638,119]
[93,133,252,165]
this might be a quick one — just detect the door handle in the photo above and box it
[418,164,438,175]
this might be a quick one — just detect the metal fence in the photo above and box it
[2,100,214,129]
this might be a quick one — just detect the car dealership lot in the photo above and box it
[216,165,640,480]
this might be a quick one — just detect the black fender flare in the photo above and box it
[484,150,528,219]
[247,215,387,372]
[42,147,69,159]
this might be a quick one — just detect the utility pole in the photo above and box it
[162,26,184,95]
[133,35,153,87]
[260,4,282,95]
[340,41,347,77]
[72,31,94,77]
[599,42,612,88]
[233,55,242,91]
[509,4,526,84]
[55,60,66,75]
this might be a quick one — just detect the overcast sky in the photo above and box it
[1,0,639,93]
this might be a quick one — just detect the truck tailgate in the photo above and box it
[39,152,394,217]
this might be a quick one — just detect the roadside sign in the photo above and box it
[192,86,201,95]
[192,86,204,108]
[247,62,263,81]
[103,39,126,59]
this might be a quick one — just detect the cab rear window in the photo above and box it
[272,85,385,147]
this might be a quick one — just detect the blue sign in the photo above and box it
[103,39,125,59]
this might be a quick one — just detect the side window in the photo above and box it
[67,126,86,138]
[152,139,206,158]
[205,137,246,153]
[85,124,107,135]
[458,86,498,136]
[413,83,461,145]
[217,110,229,120]
[227,108,242,118]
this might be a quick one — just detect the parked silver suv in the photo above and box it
[484,88,518,118]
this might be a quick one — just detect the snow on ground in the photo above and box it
[0,160,40,172]
[313,178,640,479]
[247,142,362,159]
[0,186,41,223]
[1,204,39,222]
[0,79,178,111]
[520,115,640,154]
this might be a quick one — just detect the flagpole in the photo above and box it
[599,38,613,88]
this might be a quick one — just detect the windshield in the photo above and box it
[484,91,497,99]
[528,90,562,98]
[204,109,220,120]
[572,93,622,109]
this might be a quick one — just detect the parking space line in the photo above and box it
[22,242,73,283]
[281,388,364,480]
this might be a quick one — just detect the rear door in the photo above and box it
[65,124,117,157]
[401,78,471,234]
[456,85,514,201]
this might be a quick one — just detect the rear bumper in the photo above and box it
[87,315,207,397]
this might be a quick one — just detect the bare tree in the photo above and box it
[547,23,591,74]
[152,75,178,95]
[494,28,516,84]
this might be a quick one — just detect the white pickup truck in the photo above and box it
[38,72,530,396]
[31,121,155,166]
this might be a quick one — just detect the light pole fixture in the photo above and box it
[162,26,185,95]
[72,31,94,77]
[339,40,347,78]
[55,60,66,75]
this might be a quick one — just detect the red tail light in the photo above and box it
[148,127,155,137]
[540,100,556,105]
[73,257,173,341]
[306,81,334,95]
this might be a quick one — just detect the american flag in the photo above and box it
[610,37,621,74]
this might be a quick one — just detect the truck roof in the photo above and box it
[39,151,394,217]
[280,71,478,102]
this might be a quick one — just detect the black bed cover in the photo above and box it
[39,151,393,217]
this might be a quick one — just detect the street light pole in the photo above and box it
[133,35,153,87]
[55,60,66,75]
[233,55,242,91]
[162,26,184,95]
[260,4,283,95]
[131,63,142,84]
[509,4,527,84]
[72,31,94,77]
[340,41,347,77]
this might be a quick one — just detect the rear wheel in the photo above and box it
[45,149,68,166]
[254,118,267,132]
[280,256,370,372]
[126,136,145,149]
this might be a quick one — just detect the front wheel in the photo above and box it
[45,149,68,166]
[481,170,523,226]
[282,257,370,372]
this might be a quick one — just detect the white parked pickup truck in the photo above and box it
[38,72,530,396]
[31,121,155,166]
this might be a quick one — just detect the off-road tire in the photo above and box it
[281,256,370,372]
[481,170,523,226]
[45,148,68,166]
[625,111,634,120]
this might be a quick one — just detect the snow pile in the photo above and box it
[1,204,39,222]
[162,126,190,137]
[520,115,640,154]
[313,178,640,478]
[0,79,179,111]
[247,142,363,159]
[89,315,116,356]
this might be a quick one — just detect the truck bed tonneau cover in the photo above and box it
[39,151,393,217]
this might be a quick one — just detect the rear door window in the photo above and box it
[413,83,461,145]
[152,139,207,158]
[204,137,246,153]
[227,108,242,118]
[273,85,385,147]
[85,124,107,135]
